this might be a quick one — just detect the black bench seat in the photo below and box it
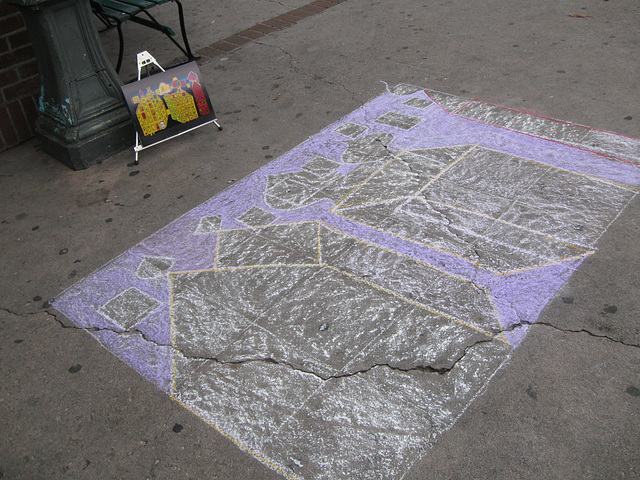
[91,0,197,72]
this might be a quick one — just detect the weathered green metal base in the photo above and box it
[10,0,134,169]
[36,114,134,170]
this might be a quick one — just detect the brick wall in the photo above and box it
[0,2,39,151]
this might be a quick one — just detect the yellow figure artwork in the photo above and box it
[133,87,169,137]
[164,77,198,124]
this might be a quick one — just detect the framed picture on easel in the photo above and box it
[121,53,222,163]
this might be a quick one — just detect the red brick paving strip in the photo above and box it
[285,9,312,20]
[287,8,316,19]
[235,29,264,40]
[262,18,293,29]
[311,0,340,7]
[209,41,237,52]
[273,13,301,25]
[196,0,344,63]
[225,35,253,47]
[297,4,325,14]
[246,23,279,35]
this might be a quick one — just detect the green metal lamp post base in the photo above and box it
[7,0,134,170]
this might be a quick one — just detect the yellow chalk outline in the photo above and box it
[414,145,477,196]
[332,145,477,211]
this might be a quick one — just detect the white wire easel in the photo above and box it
[132,51,222,165]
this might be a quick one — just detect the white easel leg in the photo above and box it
[134,132,140,165]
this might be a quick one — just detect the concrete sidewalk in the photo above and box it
[1,0,639,478]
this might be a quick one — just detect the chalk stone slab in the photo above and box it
[376,111,424,130]
[194,214,222,234]
[136,257,172,278]
[98,287,159,329]
[403,97,433,109]
[237,206,277,227]
[334,122,368,138]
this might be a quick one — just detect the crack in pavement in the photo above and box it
[495,294,640,348]
[375,136,393,152]
[50,311,173,347]
[0,306,494,380]
[253,41,361,104]
[0,306,173,348]
[12,306,499,381]
[4,305,638,386]
[176,334,499,382]
[502,318,640,348]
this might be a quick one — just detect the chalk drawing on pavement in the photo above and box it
[53,84,640,479]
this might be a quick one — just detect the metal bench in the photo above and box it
[91,0,197,73]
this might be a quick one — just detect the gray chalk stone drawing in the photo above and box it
[194,214,222,234]
[237,205,277,227]
[98,287,160,330]
[334,122,368,138]
[53,85,640,479]
[136,256,173,279]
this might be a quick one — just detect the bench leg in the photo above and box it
[142,10,195,60]
[143,5,198,61]
[116,22,125,73]
[173,0,197,60]
[94,11,116,30]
